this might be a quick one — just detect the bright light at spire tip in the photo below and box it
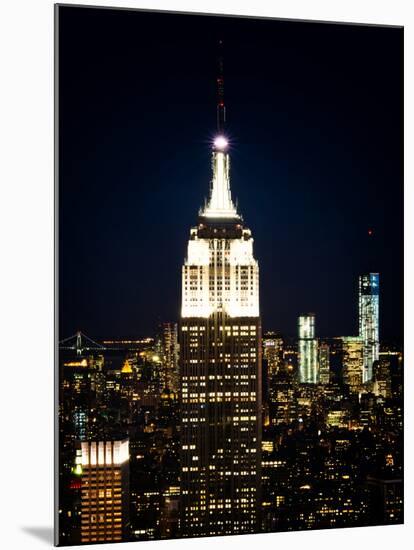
[214,136,228,150]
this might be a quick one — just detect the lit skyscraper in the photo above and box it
[161,322,179,394]
[373,357,392,399]
[179,61,261,536]
[79,439,130,544]
[298,314,319,384]
[263,331,284,377]
[341,336,364,391]
[318,342,330,385]
[359,273,379,383]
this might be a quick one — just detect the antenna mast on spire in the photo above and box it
[216,40,226,133]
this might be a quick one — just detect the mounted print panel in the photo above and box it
[55,4,404,546]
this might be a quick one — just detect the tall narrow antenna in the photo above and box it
[216,40,226,133]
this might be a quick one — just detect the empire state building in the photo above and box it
[179,68,262,537]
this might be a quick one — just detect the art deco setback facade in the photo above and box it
[179,139,262,537]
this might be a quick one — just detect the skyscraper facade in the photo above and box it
[79,439,130,544]
[341,336,364,392]
[359,273,380,383]
[263,331,284,377]
[373,357,392,399]
[179,136,262,537]
[161,322,179,395]
[298,314,319,384]
[318,342,330,385]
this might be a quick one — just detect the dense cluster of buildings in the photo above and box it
[58,322,403,544]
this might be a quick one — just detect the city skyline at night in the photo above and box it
[56,5,403,547]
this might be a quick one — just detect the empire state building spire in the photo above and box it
[216,39,225,133]
[201,41,239,220]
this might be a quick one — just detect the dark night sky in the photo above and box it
[58,6,403,342]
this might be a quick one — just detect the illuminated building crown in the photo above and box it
[182,135,259,319]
